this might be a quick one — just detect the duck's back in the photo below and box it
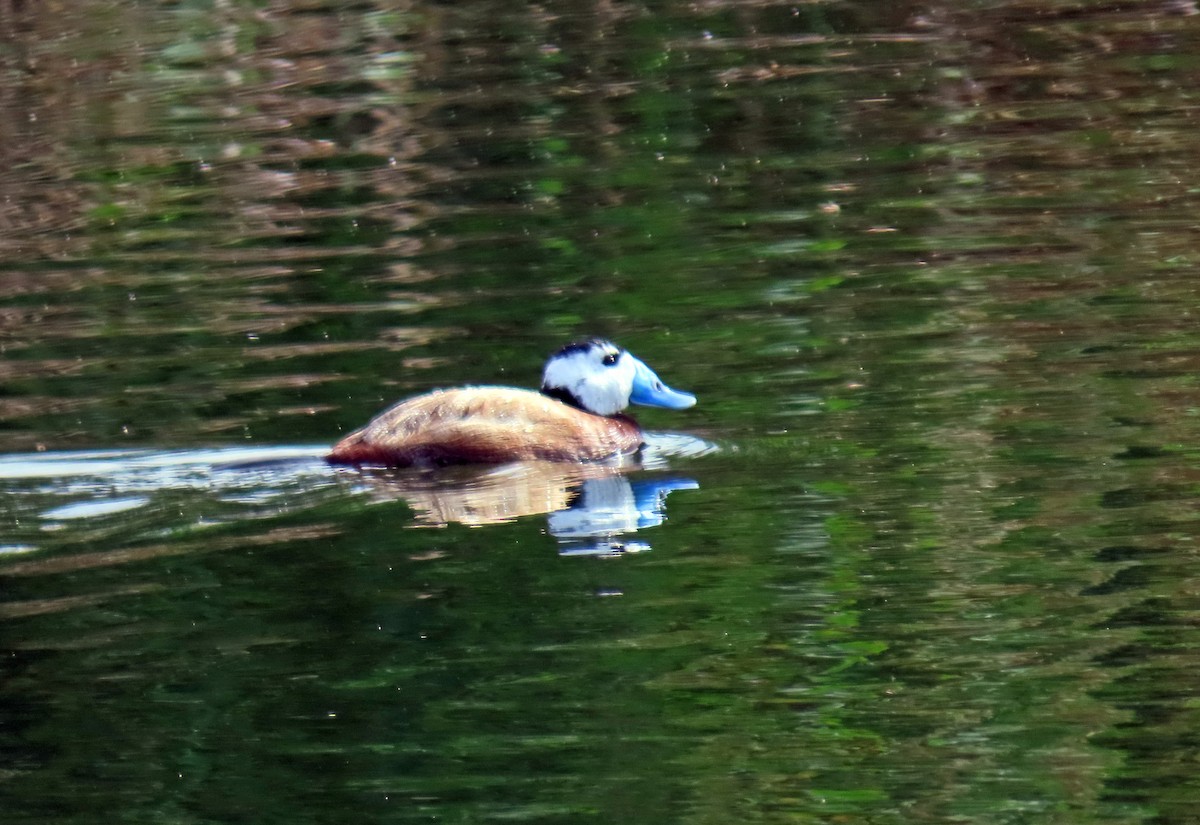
[327,387,643,466]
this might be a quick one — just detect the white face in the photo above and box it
[541,342,635,416]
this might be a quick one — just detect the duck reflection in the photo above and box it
[0,435,710,557]
[352,458,698,556]
[549,475,698,557]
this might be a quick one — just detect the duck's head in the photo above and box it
[541,339,696,417]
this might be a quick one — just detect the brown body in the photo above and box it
[327,387,644,467]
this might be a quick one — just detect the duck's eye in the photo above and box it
[601,352,619,367]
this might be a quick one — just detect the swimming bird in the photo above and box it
[327,340,696,467]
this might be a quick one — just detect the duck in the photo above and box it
[327,339,696,467]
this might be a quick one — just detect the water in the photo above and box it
[4,1,1200,822]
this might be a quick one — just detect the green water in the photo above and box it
[4,1,1200,822]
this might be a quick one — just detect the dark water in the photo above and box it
[4,1,1200,822]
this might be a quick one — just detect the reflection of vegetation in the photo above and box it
[3,0,1200,823]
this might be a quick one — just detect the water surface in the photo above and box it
[3,1,1200,823]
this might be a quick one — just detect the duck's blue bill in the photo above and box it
[629,356,697,410]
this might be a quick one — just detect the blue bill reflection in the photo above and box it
[549,476,699,557]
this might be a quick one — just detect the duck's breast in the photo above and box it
[327,387,643,466]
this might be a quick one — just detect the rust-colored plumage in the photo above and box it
[327,387,644,467]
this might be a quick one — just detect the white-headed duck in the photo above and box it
[327,339,696,467]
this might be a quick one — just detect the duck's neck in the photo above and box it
[540,386,641,434]
[541,385,589,412]
[542,385,631,419]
